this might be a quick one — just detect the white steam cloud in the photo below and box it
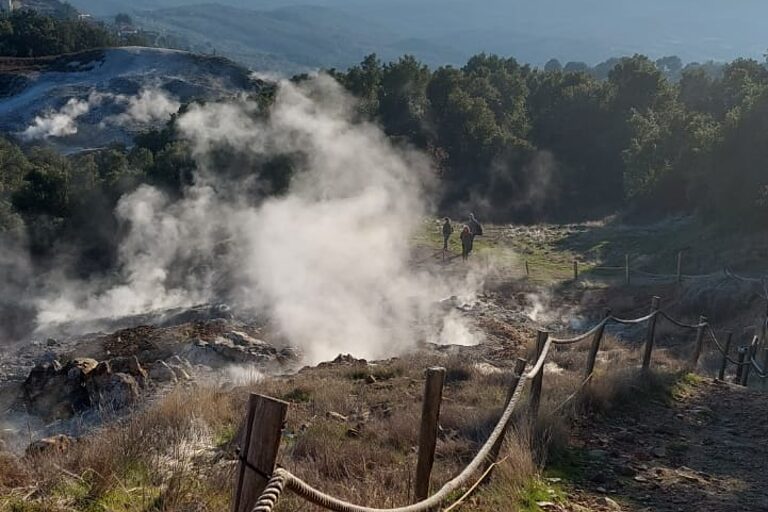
[20,96,94,140]
[34,76,481,363]
[19,88,179,141]
[107,88,181,127]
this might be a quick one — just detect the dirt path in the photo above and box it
[561,378,768,511]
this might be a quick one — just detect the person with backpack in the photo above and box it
[468,213,483,243]
[460,225,473,261]
[442,217,453,251]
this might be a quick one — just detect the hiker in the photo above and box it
[442,217,453,251]
[468,213,483,243]
[460,225,472,261]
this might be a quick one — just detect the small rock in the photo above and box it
[148,361,178,383]
[365,374,377,384]
[326,411,348,422]
[601,497,622,510]
[46,338,58,347]
[651,447,667,458]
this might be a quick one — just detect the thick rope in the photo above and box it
[250,472,288,512]
[523,339,552,379]
[550,318,609,345]
[609,311,657,325]
[658,311,706,330]
[707,326,749,366]
[750,356,768,379]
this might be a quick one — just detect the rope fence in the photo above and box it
[510,249,768,297]
[231,295,768,512]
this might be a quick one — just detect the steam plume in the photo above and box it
[32,75,480,363]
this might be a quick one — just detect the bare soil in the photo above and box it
[565,378,768,511]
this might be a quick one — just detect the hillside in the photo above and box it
[64,0,768,70]
[0,47,261,152]
[131,4,464,73]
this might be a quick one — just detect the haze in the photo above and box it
[67,0,768,72]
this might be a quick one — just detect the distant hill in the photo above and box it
[130,3,465,73]
[65,0,768,72]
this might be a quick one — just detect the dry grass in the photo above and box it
[0,337,695,512]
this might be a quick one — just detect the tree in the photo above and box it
[544,58,562,72]
[655,56,683,81]
[564,61,589,73]
[608,55,671,114]
[378,55,430,142]
[340,54,382,118]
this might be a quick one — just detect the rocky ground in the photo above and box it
[0,303,304,452]
[557,378,768,511]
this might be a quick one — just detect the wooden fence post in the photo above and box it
[641,296,661,370]
[486,358,528,477]
[741,337,758,387]
[529,330,548,420]
[717,331,733,381]
[676,251,683,285]
[735,346,747,384]
[625,254,630,286]
[689,315,708,369]
[573,260,578,281]
[232,394,288,512]
[414,367,446,502]
[525,260,530,278]
[585,310,610,379]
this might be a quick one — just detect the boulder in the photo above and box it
[108,356,148,387]
[180,335,282,368]
[148,361,177,383]
[22,360,88,420]
[85,362,140,411]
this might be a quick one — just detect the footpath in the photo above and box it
[563,378,768,511]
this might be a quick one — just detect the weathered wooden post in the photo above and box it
[717,331,733,381]
[414,367,446,502]
[529,330,548,419]
[486,358,527,476]
[525,260,530,278]
[689,315,708,369]
[573,259,579,281]
[741,337,758,387]
[625,254,630,286]
[585,310,610,379]
[232,394,288,512]
[641,296,661,370]
[676,251,683,285]
[735,346,747,384]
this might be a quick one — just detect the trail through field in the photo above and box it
[563,378,768,511]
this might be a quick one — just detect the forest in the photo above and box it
[2,44,768,275]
